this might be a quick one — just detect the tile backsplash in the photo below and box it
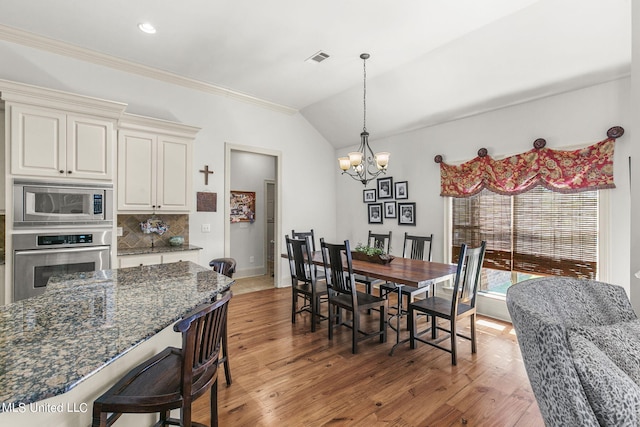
[117,214,189,250]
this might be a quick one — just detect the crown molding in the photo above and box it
[0,24,298,116]
[119,113,201,139]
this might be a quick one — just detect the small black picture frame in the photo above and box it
[398,202,416,226]
[363,188,376,203]
[368,203,383,224]
[395,181,408,199]
[384,201,396,218]
[377,176,393,199]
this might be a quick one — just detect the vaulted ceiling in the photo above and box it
[0,0,630,148]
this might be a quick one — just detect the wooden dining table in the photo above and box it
[305,251,459,289]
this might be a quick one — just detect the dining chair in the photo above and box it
[408,241,486,365]
[291,229,325,279]
[286,235,329,332]
[320,238,388,354]
[92,291,232,427]
[355,230,392,296]
[379,233,434,317]
[209,257,236,386]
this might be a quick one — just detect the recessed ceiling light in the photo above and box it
[138,22,156,34]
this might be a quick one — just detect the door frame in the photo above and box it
[224,143,282,287]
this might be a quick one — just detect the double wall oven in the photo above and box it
[12,181,114,301]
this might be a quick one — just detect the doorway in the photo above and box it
[225,143,281,288]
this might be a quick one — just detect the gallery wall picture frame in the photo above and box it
[395,181,408,199]
[384,201,396,218]
[398,202,416,226]
[377,176,393,199]
[230,190,256,223]
[368,203,383,224]
[363,188,376,203]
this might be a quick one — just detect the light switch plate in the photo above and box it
[201,224,211,233]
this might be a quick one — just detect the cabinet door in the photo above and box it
[118,253,162,268]
[162,251,200,265]
[156,136,192,212]
[67,115,114,180]
[117,130,157,211]
[10,105,66,177]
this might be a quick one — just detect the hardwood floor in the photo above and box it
[193,285,544,426]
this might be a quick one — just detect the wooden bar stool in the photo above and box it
[92,291,232,427]
[208,258,236,386]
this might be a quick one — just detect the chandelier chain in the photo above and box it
[362,55,367,132]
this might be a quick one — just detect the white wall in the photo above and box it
[336,78,632,298]
[0,40,338,285]
[229,151,275,277]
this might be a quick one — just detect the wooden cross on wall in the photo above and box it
[199,165,214,185]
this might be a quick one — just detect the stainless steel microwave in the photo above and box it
[14,180,113,227]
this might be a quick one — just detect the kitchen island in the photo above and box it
[0,261,233,426]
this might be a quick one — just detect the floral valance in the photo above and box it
[437,127,623,198]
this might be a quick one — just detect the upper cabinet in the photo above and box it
[0,79,127,181]
[117,114,200,213]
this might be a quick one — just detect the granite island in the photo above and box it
[0,261,233,426]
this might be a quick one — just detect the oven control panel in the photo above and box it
[38,234,94,246]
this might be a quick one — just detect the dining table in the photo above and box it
[285,249,459,354]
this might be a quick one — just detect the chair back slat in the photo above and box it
[286,235,315,283]
[403,232,433,261]
[451,241,486,313]
[368,230,391,254]
[320,239,356,297]
[174,291,231,398]
[291,229,317,252]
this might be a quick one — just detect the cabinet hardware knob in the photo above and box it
[59,170,64,174]
[68,171,72,174]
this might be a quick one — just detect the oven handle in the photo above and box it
[14,245,111,256]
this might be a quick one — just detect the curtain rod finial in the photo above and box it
[607,126,624,139]
[434,155,443,163]
[478,148,488,158]
[533,138,546,149]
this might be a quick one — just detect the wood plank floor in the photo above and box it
[193,286,544,426]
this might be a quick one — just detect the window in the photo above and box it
[451,187,598,295]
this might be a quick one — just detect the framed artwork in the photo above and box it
[384,201,396,218]
[196,192,217,212]
[395,181,408,199]
[377,176,393,199]
[363,188,376,203]
[398,202,416,226]
[230,191,256,223]
[368,203,383,224]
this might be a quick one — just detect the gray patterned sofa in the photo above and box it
[506,277,640,427]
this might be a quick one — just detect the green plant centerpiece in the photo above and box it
[352,242,395,264]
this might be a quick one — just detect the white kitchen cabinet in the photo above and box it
[0,80,126,181]
[118,250,200,268]
[117,114,199,213]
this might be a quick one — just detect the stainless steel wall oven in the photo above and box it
[13,230,112,301]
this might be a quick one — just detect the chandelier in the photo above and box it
[338,53,390,186]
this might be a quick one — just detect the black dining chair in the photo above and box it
[408,241,486,365]
[291,229,325,279]
[286,234,329,332]
[379,233,434,317]
[354,230,392,296]
[92,291,232,427]
[320,238,388,354]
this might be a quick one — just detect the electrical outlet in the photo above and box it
[249,256,255,263]
[116,227,123,237]
[201,224,211,233]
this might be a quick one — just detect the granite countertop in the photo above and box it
[117,244,202,256]
[0,261,233,408]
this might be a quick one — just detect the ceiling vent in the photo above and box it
[306,51,330,64]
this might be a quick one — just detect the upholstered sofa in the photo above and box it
[506,277,640,427]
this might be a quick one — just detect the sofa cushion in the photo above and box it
[569,319,640,385]
[568,328,640,426]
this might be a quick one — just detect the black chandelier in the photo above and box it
[338,53,389,186]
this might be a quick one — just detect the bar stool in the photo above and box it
[208,257,236,386]
[92,291,231,427]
